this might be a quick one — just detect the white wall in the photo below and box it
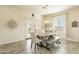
[43,6,79,42]
[0,6,30,44]
[66,6,79,41]
[0,6,43,45]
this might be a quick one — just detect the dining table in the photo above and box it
[36,33,61,50]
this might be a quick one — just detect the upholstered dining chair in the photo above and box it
[31,32,36,49]
[30,32,41,50]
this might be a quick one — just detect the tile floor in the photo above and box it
[20,39,79,54]
[0,38,79,54]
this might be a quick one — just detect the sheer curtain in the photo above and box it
[52,15,66,39]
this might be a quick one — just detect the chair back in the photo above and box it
[31,32,36,43]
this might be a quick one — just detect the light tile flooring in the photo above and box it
[20,39,79,54]
[0,38,79,54]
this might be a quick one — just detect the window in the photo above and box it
[53,15,65,28]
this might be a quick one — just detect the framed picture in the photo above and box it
[72,20,78,27]
[45,23,50,28]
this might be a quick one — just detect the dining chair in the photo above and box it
[30,32,41,50]
[31,32,36,49]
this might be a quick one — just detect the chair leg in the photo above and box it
[34,43,37,53]
[34,43,36,49]
[31,42,32,48]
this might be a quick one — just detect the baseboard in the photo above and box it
[65,38,79,42]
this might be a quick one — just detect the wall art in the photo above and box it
[6,19,18,30]
[72,20,78,27]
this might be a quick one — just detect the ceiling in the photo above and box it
[17,5,76,15]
